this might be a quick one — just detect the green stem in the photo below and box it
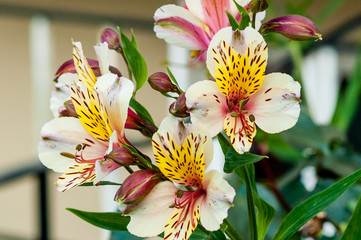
[252,12,257,29]
[238,166,258,240]
[124,166,134,174]
[224,219,244,240]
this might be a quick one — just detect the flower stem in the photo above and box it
[237,166,258,240]
[224,219,244,240]
[252,12,257,29]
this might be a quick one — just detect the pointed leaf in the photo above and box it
[120,32,148,91]
[254,194,275,240]
[233,0,251,29]
[340,195,361,240]
[226,10,240,31]
[67,208,130,232]
[272,168,361,240]
[224,148,267,173]
[166,67,183,93]
[129,98,156,126]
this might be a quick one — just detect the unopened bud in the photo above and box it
[115,169,162,206]
[249,0,268,13]
[169,93,189,118]
[59,100,78,117]
[104,146,135,166]
[260,15,322,41]
[125,108,157,138]
[100,28,122,53]
[148,72,180,94]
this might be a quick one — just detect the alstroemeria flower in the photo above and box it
[186,27,301,153]
[123,117,235,240]
[154,0,265,62]
[38,42,134,191]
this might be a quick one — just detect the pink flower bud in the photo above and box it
[260,15,322,41]
[169,93,189,118]
[125,108,157,138]
[59,100,78,117]
[100,28,122,52]
[115,169,162,206]
[104,146,135,166]
[148,72,180,94]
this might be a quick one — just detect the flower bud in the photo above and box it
[59,100,78,117]
[104,146,135,166]
[148,72,180,94]
[248,0,268,13]
[169,92,190,118]
[125,108,157,138]
[260,15,322,41]
[115,169,162,206]
[100,28,122,53]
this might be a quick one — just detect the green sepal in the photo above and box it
[129,98,156,127]
[120,31,148,91]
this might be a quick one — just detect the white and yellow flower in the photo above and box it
[123,117,235,240]
[38,42,134,191]
[186,27,301,154]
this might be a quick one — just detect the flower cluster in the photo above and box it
[38,0,322,239]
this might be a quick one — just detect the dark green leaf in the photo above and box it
[120,32,148,91]
[80,181,121,186]
[332,45,361,131]
[226,10,240,31]
[272,168,361,240]
[167,67,183,93]
[254,194,275,240]
[67,208,130,232]
[224,148,267,173]
[340,195,361,240]
[217,132,231,154]
[129,98,156,126]
[233,0,251,29]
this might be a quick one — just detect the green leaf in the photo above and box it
[67,208,130,232]
[129,98,156,127]
[166,67,183,93]
[226,10,240,31]
[340,195,361,240]
[130,29,138,49]
[224,148,268,173]
[272,168,361,240]
[233,0,251,29]
[332,45,361,131]
[120,32,148,91]
[80,181,121,186]
[254,194,275,240]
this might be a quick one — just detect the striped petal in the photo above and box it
[56,163,96,192]
[125,181,177,237]
[154,5,210,51]
[207,27,268,100]
[152,117,212,187]
[70,81,112,144]
[38,117,107,173]
[72,41,97,89]
[94,75,134,141]
[186,80,228,137]
[164,195,202,240]
[224,113,256,154]
[200,170,235,231]
[245,73,301,133]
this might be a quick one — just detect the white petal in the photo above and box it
[125,181,177,237]
[246,73,301,133]
[301,46,339,125]
[154,4,209,50]
[200,170,235,231]
[94,42,110,75]
[50,73,78,117]
[94,159,120,183]
[38,117,107,172]
[186,80,228,137]
[95,75,134,139]
[206,27,265,79]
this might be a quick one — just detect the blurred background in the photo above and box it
[0,0,360,240]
